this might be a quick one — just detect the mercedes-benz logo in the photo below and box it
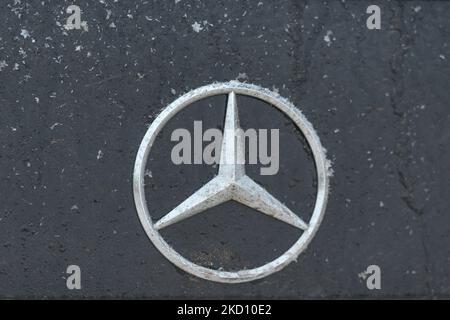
[133,81,330,283]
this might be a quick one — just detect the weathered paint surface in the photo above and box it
[0,0,449,298]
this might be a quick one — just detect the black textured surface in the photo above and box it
[0,0,449,298]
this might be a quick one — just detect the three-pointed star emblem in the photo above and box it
[133,81,329,283]
[154,92,308,231]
